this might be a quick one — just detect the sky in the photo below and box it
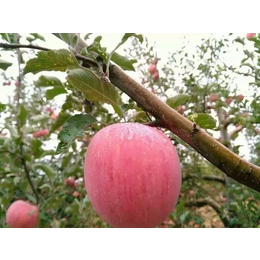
[0,33,256,160]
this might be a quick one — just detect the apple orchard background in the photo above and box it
[1,33,260,228]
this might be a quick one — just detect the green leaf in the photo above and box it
[166,94,191,109]
[111,52,135,71]
[34,75,63,87]
[31,114,50,122]
[0,59,12,70]
[50,112,71,133]
[5,123,19,138]
[121,33,143,44]
[0,103,6,112]
[188,113,217,129]
[84,33,93,40]
[0,33,11,42]
[18,105,28,127]
[30,33,45,42]
[33,163,56,178]
[56,114,97,154]
[59,33,72,44]
[67,68,122,116]
[24,49,79,75]
[46,87,67,100]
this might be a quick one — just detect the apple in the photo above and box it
[225,97,233,105]
[6,200,39,228]
[177,105,185,114]
[246,33,256,39]
[189,190,195,196]
[209,94,218,102]
[84,123,182,228]
[148,64,157,75]
[51,113,58,120]
[237,94,244,102]
[33,129,49,138]
[15,81,20,87]
[46,107,54,114]
[65,177,76,188]
[72,191,80,198]
[152,71,159,81]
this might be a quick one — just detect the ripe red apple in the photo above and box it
[152,71,159,81]
[51,113,58,120]
[148,64,157,75]
[209,94,218,102]
[46,107,54,114]
[237,94,244,102]
[65,177,76,188]
[33,129,49,138]
[246,33,256,39]
[84,123,182,228]
[225,97,233,105]
[6,200,39,228]
[72,191,80,198]
[177,105,185,114]
[189,190,195,196]
[15,81,20,87]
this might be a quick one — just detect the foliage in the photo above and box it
[0,33,260,228]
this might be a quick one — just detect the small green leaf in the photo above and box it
[166,94,191,109]
[84,33,93,40]
[0,59,12,70]
[34,75,63,87]
[67,68,122,116]
[33,163,56,178]
[30,33,45,42]
[0,103,6,112]
[188,113,217,129]
[56,114,97,154]
[18,105,28,127]
[0,33,11,42]
[59,33,72,44]
[24,49,79,75]
[111,52,135,71]
[121,33,143,44]
[31,114,50,122]
[46,87,67,100]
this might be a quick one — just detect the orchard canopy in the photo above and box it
[1,33,260,228]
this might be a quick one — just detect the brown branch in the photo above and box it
[109,64,260,193]
[0,42,50,51]
[229,125,245,139]
[185,198,230,227]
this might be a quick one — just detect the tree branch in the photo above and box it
[229,125,245,139]
[109,64,260,193]
[0,42,50,51]
[185,198,230,227]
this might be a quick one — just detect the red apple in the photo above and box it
[152,71,159,81]
[209,94,218,102]
[148,64,157,75]
[72,191,80,198]
[246,33,256,39]
[6,200,39,228]
[51,113,58,120]
[33,129,49,138]
[84,123,182,228]
[65,177,76,188]
[189,190,195,196]
[237,94,244,102]
[225,97,233,105]
[177,105,185,114]
[46,107,54,114]
[15,81,20,87]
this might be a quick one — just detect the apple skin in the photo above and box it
[65,177,76,188]
[33,129,49,138]
[209,94,218,102]
[225,97,233,105]
[152,71,159,81]
[237,94,244,102]
[6,200,39,228]
[84,123,182,228]
[148,64,157,75]
[246,33,256,39]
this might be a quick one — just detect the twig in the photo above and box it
[183,174,226,185]
[185,198,230,227]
